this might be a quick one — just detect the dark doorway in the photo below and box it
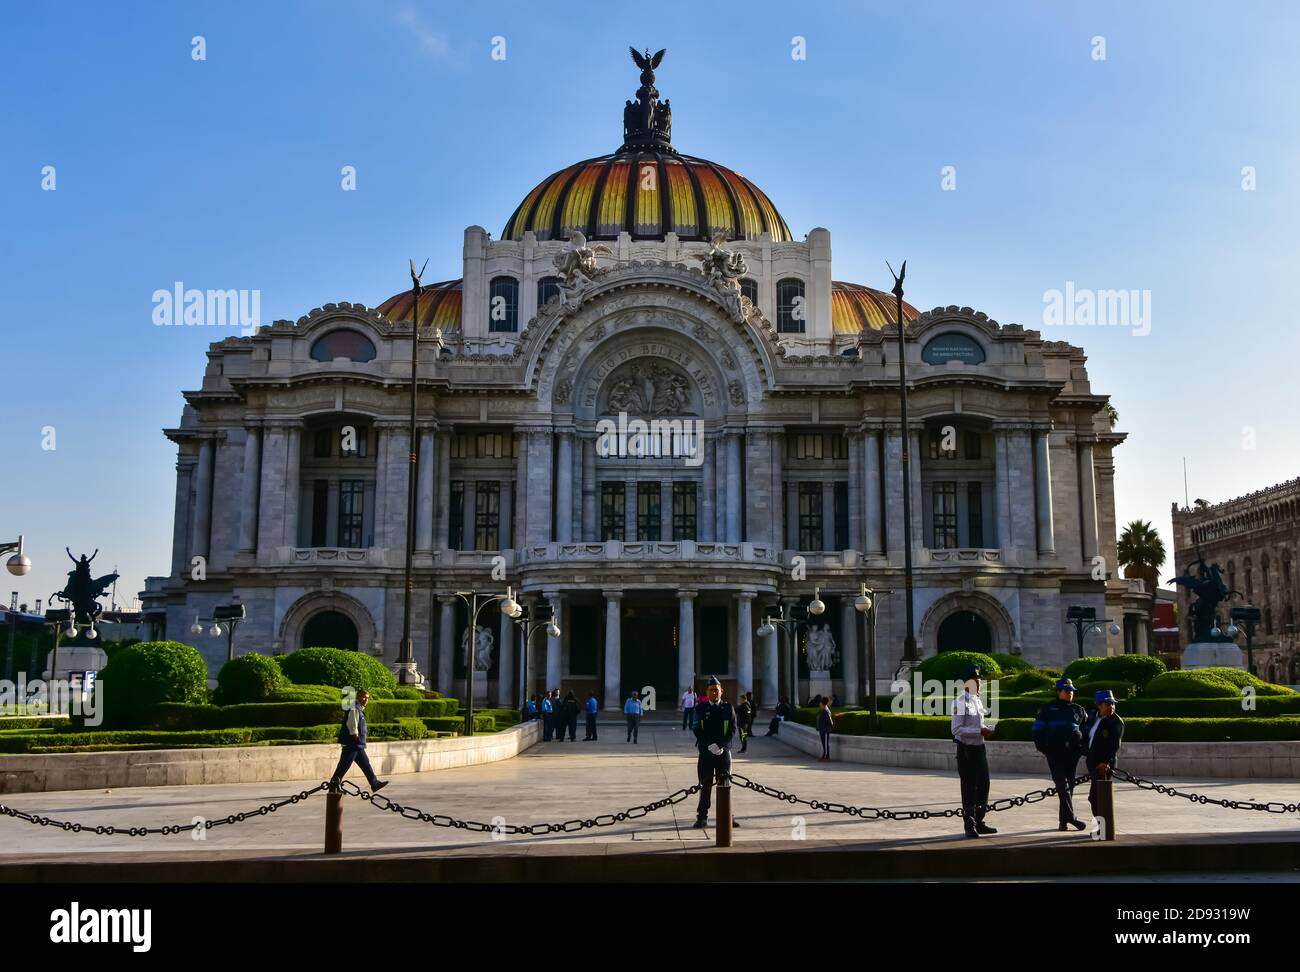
[937,611,992,654]
[302,610,359,651]
[620,602,677,709]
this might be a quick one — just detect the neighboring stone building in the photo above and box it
[142,54,1143,707]
[1171,479,1300,685]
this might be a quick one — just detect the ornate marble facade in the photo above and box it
[141,57,1145,707]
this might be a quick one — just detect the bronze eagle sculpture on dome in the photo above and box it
[630,47,666,73]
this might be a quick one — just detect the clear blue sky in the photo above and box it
[3,0,1298,607]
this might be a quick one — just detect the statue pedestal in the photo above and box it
[1182,642,1244,670]
[471,670,490,706]
[808,670,833,704]
[44,646,108,682]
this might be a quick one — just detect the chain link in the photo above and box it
[0,782,330,837]
[1110,768,1300,814]
[351,782,704,835]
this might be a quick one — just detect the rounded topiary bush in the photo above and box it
[1073,679,1138,701]
[998,669,1056,695]
[1088,654,1167,691]
[1063,656,1106,682]
[214,652,287,705]
[393,686,424,700]
[279,647,397,693]
[99,641,209,728]
[1145,667,1295,699]
[989,652,1034,673]
[266,683,342,703]
[916,651,1001,685]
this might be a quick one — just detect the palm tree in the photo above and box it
[1117,520,1166,593]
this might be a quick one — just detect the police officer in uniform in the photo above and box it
[1031,678,1088,831]
[1083,689,1125,819]
[950,665,996,838]
[693,676,740,829]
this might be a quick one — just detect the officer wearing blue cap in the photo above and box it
[693,676,740,829]
[1082,689,1125,819]
[950,665,996,838]
[1031,678,1088,831]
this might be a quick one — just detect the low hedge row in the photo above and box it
[127,699,422,731]
[795,708,1300,742]
[0,725,340,754]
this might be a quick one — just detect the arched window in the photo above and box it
[489,276,519,332]
[740,277,759,306]
[537,275,562,310]
[776,278,805,333]
[1244,557,1254,600]
[310,329,377,363]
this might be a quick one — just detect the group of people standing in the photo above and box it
[952,665,1125,839]
[524,689,602,743]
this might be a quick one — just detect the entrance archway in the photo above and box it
[937,611,992,654]
[301,610,359,651]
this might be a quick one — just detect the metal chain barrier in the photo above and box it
[1110,768,1300,814]
[342,778,705,835]
[0,782,330,837]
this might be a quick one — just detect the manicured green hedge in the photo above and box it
[415,698,459,718]
[916,651,1001,684]
[989,652,1035,673]
[423,717,463,734]
[368,718,428,741]
[266,684,341,703]
[393,687,425,700]
[1145,668,1296,699]
[1073,679,1138,701]
[137,699,419,731]
[0,725,340,754]
[1088,654,1167,690]
[278,647,397,693]
[97,641,209,729]
[997,670,1055,695]
[1063,656,1106,682]
[1116,695,1300,718]
[214,653,287,705]
[0,716,69,731]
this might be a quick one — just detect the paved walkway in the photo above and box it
[2,725,1298,859]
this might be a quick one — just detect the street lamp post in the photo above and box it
[510,599,561,709]
[887,262,918,666]
[395,260,443,687]
[454,586,523,736]
[757,587,826,707]
[191,601,247,663]
[1227,606,1261,675]
[2,536,33,578]
[1065,605,1121,659]
[853,583,893,730]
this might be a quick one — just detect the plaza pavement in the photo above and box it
[1,723,1297,872]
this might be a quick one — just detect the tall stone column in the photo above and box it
[603,591,622,709]
[463,481,478,551]
[786,482,799,549]
[1034,428,1056,556]
[624,477,637,540]
[847,430,862,551]
[660,479,673,541]
[1008,426,1037,558]
[416,428,435,551]
[678,590,697,688]
[714,440,726,541]
[863,428,883,555]
[760,604,779,708]
[840,597,860,705]
[908,427,924,552]
[736,592,755,696]
[512,430,526,546]
[701,431,716,542]
[284,424,303,548]
[1079,439,1100,562]
[581,437,597,541]
[238,427,261,552]
[556,429,574,543]
[524,430,554,545]
[994,427,1013,554]
[770,427,785,551]
[499,478,513,550]
[725,433,742,542]
[545,591,564,690]
[373,426,389,546]
[256,425,288,556]
[437,595,456,695]
[497,607,515,706]
[435,430,452,549]
[189,436,214,561]
[883,426,904,561]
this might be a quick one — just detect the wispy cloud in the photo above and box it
[395,5,450,59]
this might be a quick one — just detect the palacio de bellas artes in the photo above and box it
[7,3,1300,938]
[141,57,1143,709]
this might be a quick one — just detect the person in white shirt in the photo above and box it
[950,665,996,838]
[681,686,696,731]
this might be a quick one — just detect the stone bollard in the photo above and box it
[715,770,733,848]
[325,785,344,854]
[1093,770,1116,842]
